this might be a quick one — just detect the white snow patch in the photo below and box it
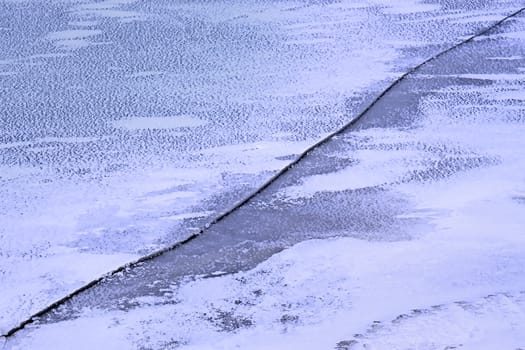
[378,0,440,15]
[112,116,207,130]
[47,29,102,41]
[46,29,102,50]
[487,55,524,60]
[68,20,99,27]
[452,73,525,81]
[159,211,214,222]
[72,0,145,21]
[35,136,100,144]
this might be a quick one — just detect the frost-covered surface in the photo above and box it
[3,2,525,349]
[0,0,523,348]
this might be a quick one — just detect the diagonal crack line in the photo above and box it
[2,6,525,341]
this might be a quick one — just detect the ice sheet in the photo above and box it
[7,11,525,347]
[1,0,524,342]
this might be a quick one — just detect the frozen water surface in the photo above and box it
[1,0,525,348]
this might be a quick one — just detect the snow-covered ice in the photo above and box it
[1,0,525,348]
